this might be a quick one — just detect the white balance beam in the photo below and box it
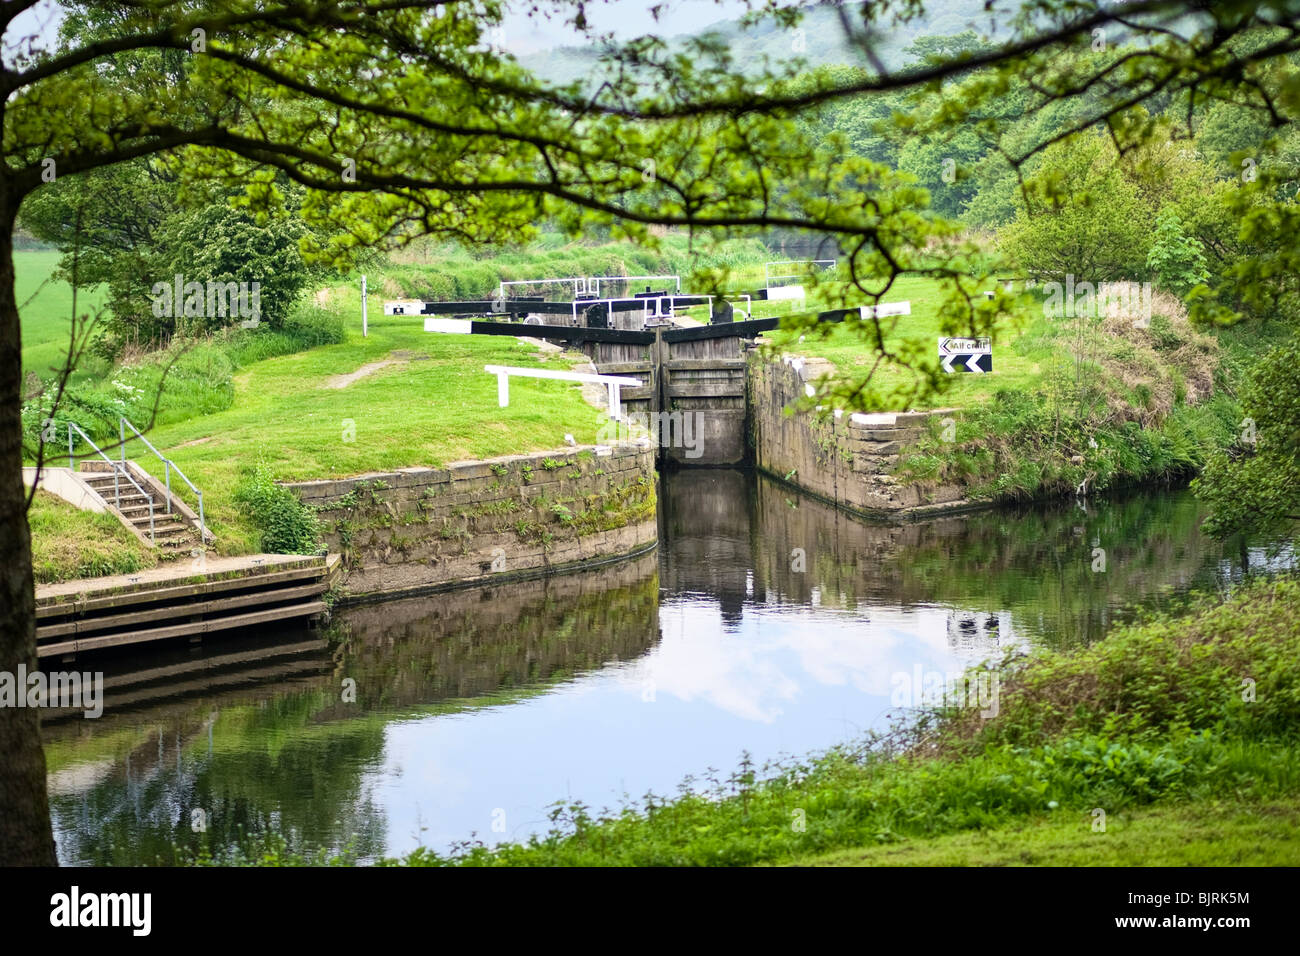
[484,365,643,419]
[860,301,911,319]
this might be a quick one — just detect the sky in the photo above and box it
[500,0,757,55]
[5,0,762,60]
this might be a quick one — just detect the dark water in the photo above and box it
[45,471,1295,865]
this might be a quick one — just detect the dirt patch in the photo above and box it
[325,360,400,389]
[175,436,214,448]
[517,337,564,354]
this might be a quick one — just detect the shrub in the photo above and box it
[233,462,322,554]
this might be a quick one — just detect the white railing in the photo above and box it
[570,294,713,326]
[496,274,681,300]
[120,417,207,543]
[67,423,156,543]
[484,365,643,419]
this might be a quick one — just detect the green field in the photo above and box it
[16,250,110,385]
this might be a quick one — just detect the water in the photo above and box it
[46,470,1295,865]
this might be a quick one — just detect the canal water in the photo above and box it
[45,470,1296,865]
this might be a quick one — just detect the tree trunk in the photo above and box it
[0,184,58,866]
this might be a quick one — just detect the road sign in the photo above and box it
[938,337,992,373]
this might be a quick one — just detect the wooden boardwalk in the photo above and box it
[36,553,341,660]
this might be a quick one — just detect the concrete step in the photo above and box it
[133,520,190,535]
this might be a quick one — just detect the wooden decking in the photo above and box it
[35,553,342,660]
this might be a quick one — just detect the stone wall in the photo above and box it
[749,354,972,516]
[285,444,657,599]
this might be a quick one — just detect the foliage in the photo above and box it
[1145,210,1210,294]
[998,133,1154,282]
[1195,341,1300,537]
[233,461,322,555]
[161,201,314,334]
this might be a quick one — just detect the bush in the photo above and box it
[233,462,322,554]
[1145,210,1210,294]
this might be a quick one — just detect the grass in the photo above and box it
[27,489,156,583]
[797,797,1300,866]
[759,274,1046,409]
[16,249,111,385]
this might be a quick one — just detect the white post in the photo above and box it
[361,274,368,337]
[607,382,620,420]
[497,373,510,407]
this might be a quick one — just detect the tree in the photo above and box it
[999,132,1154,281]
[0,0,948,866]
[5,0,1300,865]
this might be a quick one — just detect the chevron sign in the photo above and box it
[938,337,992,373]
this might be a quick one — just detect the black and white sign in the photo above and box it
[938,337,992,373]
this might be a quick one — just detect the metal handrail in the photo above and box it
[67,422,155,543]
[569,294,718,328]
[120,417,206,543]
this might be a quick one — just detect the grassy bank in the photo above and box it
[896,316,1288,504]
[28,490,157,583]
[759,274,1041,407]
[799,797,1300,866]
[760,271,1257,502]
[355,575,1300,866]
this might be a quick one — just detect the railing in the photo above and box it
[483,365,642,419]
[569,294,715,327]
[67,422,155,543]
[496,274,682,300]
[120,417,206,543]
